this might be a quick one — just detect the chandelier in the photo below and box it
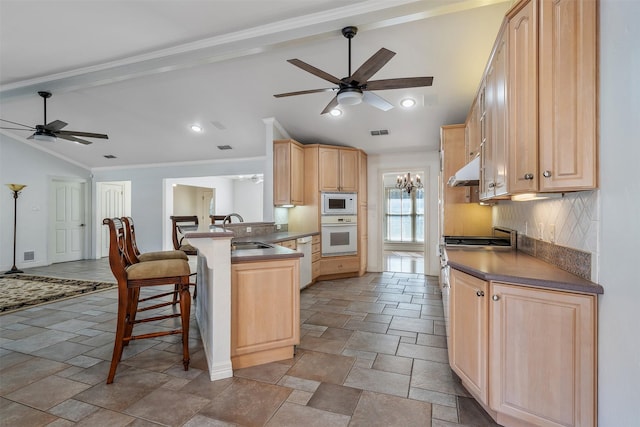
[396,173,423,194]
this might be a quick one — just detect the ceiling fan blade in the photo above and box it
[57,130,109,139]
[287,59,343,85]
[365,76,434,91]
[350,48,396,84]
[320,96,339,115]
[274,88,336,98]
[57,134,92,145]
[362,91,394,111]
[44,120,68,131]
[0,126,34,131]
[0,118,35,129]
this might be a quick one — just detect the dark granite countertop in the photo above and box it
[232,231,319,244]
[446,247,604,295]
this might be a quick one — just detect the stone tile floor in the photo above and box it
[0,259,500,426]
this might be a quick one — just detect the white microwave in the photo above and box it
[321,192,357,215]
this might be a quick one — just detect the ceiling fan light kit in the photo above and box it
[337,88,363,106]
[274,25,433,115]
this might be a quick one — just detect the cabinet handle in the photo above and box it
[543,170,552,178]
[524,173,534,180]
[492,294,500,301]
[476,290,485,297]
[488,182,495,188]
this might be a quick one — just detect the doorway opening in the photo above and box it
[381,171,425,274]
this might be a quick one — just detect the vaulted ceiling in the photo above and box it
[0,0,510,169]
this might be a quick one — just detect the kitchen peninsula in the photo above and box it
[182,225,309,381]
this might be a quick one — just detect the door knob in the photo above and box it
[524,173,534,180]
[492,294,500,301]
[476,290,485,297]
[543,170,552,178]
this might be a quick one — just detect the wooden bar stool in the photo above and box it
[103,218,193,384]
[122,216,192,303]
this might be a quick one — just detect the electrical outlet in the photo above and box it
[538,223,544,239]
[246,226,252,233]
[276,224,282,230]
[549,224,556,243]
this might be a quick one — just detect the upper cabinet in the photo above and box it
[319,146,359,192]
[273,139,304,206]
[507,0,539,193]
[538,0,598,191]
[480,25,509,200]
[473,0,598,201]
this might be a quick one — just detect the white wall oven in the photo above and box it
[321,192,357,216]
[321,215,357,256]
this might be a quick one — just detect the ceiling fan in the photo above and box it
[274,26,434,114]
[0,91,109,145]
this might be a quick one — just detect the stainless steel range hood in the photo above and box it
[447,156,480,187]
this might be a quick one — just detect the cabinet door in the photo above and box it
[339,149,359,192]
[319,147,340,191]
[273,141,292,205]
[539,0,597,191]
[489,283,596,427]
[290,142,304,205]
[450,269,489,404]
[491,30,508,198]
[358,151,368,205]
[508,0,538,193]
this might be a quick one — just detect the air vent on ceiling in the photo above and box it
[104,154,117,159]
[370,129,389,136]
[217,145,232,150]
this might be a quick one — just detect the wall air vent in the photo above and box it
[370,129,389,136]
[217,145,232,150]
[104,155,117,159]
[211,121,227,130]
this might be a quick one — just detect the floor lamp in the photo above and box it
[5,184,26,274]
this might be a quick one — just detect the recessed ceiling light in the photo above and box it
[329,108,342,117]
[400,98,416,108]
[190,124,203,132]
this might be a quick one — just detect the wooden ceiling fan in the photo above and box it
[274,26,434,114]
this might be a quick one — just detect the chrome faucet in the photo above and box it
[223,213,244,225]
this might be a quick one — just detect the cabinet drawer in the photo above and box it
[312,261,320,279]
[277,240,297,250]
[312,243,321,254]
[312,251,321,263]
[312,235,320,244]
[319,256,360,275]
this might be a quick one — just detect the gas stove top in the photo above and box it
[444,236,511,246]
[443,227,516,248]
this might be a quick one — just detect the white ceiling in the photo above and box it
[0,0,510,169]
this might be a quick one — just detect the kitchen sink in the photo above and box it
[231,242,273,250]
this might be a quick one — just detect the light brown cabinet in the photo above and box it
[480,24,508,201]
[358,151,368,275]
[507,0,538,193]
[538,0,598,191]
[311,234,321,280]
[442,124,492,236]
[489,282,596,427]
[319,146,359,192]
[465,97,482,162]
[449,268,597,427]
[231,258,300,369]
[450,269,489,404]
[273,139,304,206]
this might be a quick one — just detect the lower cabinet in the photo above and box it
[231,259,300,369]
[449,269,597,427]
[450,270,489,404]
[319,255,360,276]
[311,235,321,281]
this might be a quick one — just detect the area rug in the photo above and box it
[0,275,116,313]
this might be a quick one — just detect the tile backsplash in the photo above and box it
[493,190,600,282]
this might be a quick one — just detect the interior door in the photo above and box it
[99,182,126,257]
[52,180,86,263]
